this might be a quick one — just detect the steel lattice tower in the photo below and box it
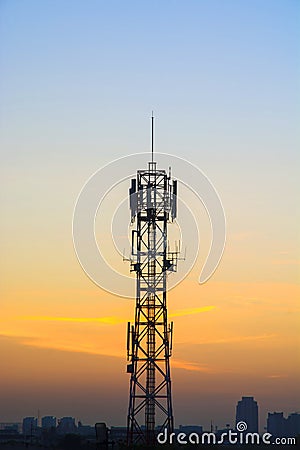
[126,117,179,446]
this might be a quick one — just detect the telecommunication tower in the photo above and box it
[126,115,180,446]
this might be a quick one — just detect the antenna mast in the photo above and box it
[151,111,154,163]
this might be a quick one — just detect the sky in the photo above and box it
[0,0,299,432]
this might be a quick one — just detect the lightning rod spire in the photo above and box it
[151,111,154,163]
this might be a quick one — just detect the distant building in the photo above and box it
[236,396,258,433]
[57,417,77,434]
[287,413,300,437]
[267,412,285,437]
[178,425,203,434]
[109,426,127,442]
[0,423,20,434]
[215,425,232,439]
[22,417,38,436]
[41,416,56,429]
[95,423,108,445]
[78,421,95,437]
[267,412,300,438]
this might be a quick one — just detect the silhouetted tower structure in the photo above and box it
[126,115,179,446]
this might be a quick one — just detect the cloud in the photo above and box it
[19,316,125,325]
[0,332,276,376]
[271,259,300,266]
[266,374,288,379]
[0,332,123,359]
[170,306,215,317]
[209,333,277,344]
[0,333,38,342]
[19,306,215,325]
[21,338,124,358]
[1,334,211,371]
[172,359,212,372]
[178,333,277,346]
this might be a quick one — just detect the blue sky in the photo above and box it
[1,0,299,166]
[1,0,299,279]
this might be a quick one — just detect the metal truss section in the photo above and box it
[126,161,179,446]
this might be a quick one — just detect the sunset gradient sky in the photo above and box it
[1,0,299,431]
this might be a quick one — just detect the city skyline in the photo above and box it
[1,400,299,435]
[1,0,299,435]
[2,409,299,448]
[1,395,299,433]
